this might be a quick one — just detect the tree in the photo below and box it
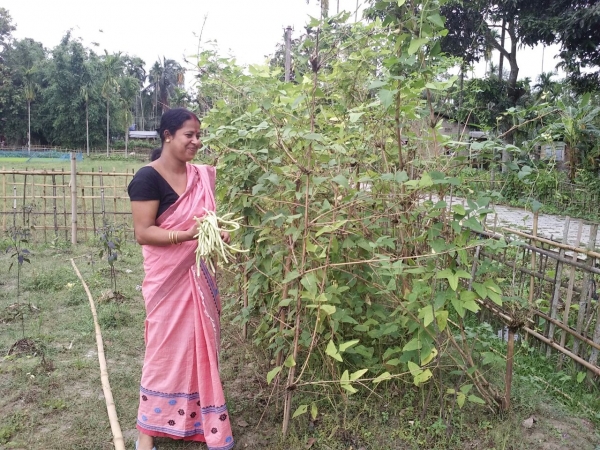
[0,37,46,146]
[101,51,123,156]
[149,57,185,119]
[23,67,37,151]
[0,7,15,52]
[517,0,600,93]
[542,93,600,181]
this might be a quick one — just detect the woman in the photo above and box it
[128,108,234,450]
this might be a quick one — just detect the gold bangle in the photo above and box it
[174,231,179,245]
[168,231,174,245]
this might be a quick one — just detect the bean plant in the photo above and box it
[196,3,512,433]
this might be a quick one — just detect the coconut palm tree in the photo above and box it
[149,57,185,119]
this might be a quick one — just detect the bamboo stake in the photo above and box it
[560,220,583,369]
[43,173,47,242]
[70,259,125,450]
[91,169,97,234]
[70,153,77,244]
[528,212,538,307]
[547,217,570,357]
[100,167,106,224]
[12,172,17,228]
[2,167,6,231]
[52,172,58,237]
[573,223,598,359]
[61,172,68,241]
[113,166,117,224]
[82,183,88,241]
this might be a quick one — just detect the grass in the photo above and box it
[0,235,598,450]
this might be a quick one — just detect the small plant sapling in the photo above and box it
[97,221,124,295]
[7,226,32,298]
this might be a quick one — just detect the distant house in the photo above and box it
[129,130,159,140]
[436,113,477,141]
[538,141,566,162]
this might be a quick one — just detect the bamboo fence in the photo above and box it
[0,158,135,242]
[478,216,600,377]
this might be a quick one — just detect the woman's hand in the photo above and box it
[220,231,231,244]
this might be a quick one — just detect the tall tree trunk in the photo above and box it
[106,98,110,157]
[86,102,90,157]
[27,100,31,152]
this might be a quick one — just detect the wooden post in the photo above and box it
[503,327,515,411]
[70,152,77,245]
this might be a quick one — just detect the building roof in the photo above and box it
[129,131,159,139]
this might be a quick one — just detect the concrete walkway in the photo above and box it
[487,203,600,248]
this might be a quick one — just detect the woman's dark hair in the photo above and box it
[150,108,200,161]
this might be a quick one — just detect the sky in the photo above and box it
[2,0,563,85]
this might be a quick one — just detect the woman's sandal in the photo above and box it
[134,440,157,450]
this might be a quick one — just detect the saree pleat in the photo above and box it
[136,164,234,450]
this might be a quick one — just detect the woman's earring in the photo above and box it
[166,139,171,143]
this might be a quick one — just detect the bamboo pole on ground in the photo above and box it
[70,259,125,450]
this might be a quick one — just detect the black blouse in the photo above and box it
[127,166,179,219]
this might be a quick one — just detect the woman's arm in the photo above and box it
[130,200,196,246]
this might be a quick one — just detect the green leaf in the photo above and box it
[284,355,296,368]
[349,112,364,123]
[427,13,445,28]
[436,310,448,331]
[373,371,391,384]
[350,369,368,381]
[311,403,318,420]
[326,340,343,362]
[339,339,360,352]
[320,304,336,315]
[576,371,586,383]
[468,395,486,405]
[408,38,428,55]
[331,174,349,189]
[303,132,324,141]
[403,338,422,351]
[457,392,466,408]
[282,270,300,284]
[292,404,308,418]
[267,366,282,385]
[418,306,434,327]
[378,89,395,109]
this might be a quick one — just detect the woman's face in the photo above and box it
[167,118,201,162]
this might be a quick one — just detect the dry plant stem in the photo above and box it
[282,33,320,436]
[70,259,125,450]
[275,246,294,368]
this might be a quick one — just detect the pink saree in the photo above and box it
[136,164,234,450]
